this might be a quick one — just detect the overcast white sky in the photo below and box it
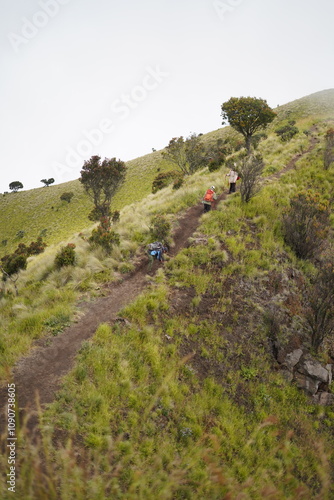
[1,0,333,192]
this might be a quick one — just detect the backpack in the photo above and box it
[147,241,163,252]
[203,189,214,202]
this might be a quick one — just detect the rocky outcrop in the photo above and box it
[313,392,334,405]
[278,348,333,405]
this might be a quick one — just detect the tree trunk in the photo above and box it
[245,135,252,154]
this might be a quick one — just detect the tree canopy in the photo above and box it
[40,178,55,187]
[162,133,206,175]
[9,181,23,192]
[80,155,126,220]
[221,97,276,152]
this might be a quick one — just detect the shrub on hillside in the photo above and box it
[0,237,47,281]
[89,217,120,253]
[149,214,171,242]
[14,243,28,256]
[162,133,206,175]
[304,256,334,352]
[282,190,330,260]
[13,238,47,257]
[237,153,265,203]
[1,253,27,279]
[206,138,228,171]
[152,170,182,193]
[323,128,334,170]
[208,154,225,172]
[16,230,25,239]
[172,176,184,190]
[60,192,74,203]
[27,237,47,255]
[111,210,120,224]
[88,207,104,222]
[55,244,76,269]
[275,121,299,142]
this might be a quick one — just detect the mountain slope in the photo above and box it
[1,89,333,258]
[0,89,333,499]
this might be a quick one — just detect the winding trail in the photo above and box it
[1,199,210,416]
[0,131,319,422]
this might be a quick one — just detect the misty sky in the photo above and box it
[1,0,333,192]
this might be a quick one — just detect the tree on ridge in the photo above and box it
[9,181,23,192]
[221,96,276,153]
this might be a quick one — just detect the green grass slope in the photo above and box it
[1,89,333,259]
[1,117,333,499]
[0,89,334,499]
[0,181,91,257]
[275,88,334,121]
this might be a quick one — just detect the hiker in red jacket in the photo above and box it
[202,186,217,212]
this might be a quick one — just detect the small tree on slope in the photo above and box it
[237,153,265,203]
[40,178,55,187]
[80,155,126,220]
[162,133,206,175]
[9,181,23,192]
[221,96,276,153]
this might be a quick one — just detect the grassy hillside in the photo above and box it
[0,150,167,258]
[1,89,333,259]
[0,89,334,498]
[274,88,334,121]
[0,181,90,257]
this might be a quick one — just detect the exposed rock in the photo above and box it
[326,364,332,385]
[284,349,303,370]
[294,372,321,395]
[278,348,333,401]
[296,356,329,383]
[275,339,302,365]
[281,367,293,383]
[312,392,334,406]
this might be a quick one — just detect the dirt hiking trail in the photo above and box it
[0,132,319,425]
[0,198,215,418]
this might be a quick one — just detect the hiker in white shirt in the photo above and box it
[226,164,239,193]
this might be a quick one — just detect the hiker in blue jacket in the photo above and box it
[147,242,168,266]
